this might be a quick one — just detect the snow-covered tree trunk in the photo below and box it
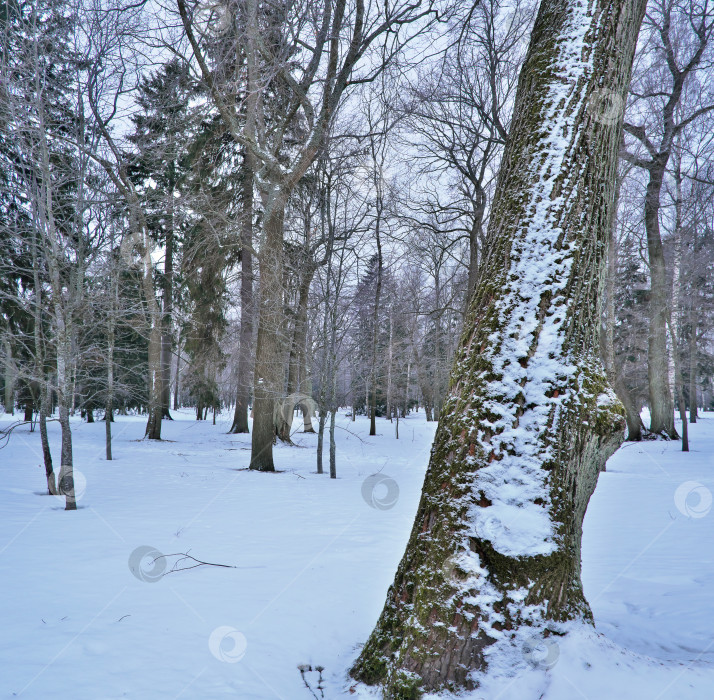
[351,0,645,694]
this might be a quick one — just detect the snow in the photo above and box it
[464,0,601,559]
[2,409,714,699]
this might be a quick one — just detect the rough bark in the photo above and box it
[369,229,383,437]
[645,162,677,437]
[604,175,643,440]
[230,152,254,434]
[143,293,164,440]
[160,192,174,420]
[250,201,286,471]
[351,0,644,693]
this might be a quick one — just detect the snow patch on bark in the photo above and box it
[463,0,595,558]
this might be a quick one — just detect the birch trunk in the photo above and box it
[352,0,644,692]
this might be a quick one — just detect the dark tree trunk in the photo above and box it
[39,387,56,495]
[316,411,326,474]
[466,187,486,307]
[689,304,698,423]
[369,233,383,437]
[142,241,164,440]
[604,173,643,441]
[352,0,645,693]
[645,164,677,438]
[250,201,285,471]
[160,200,174,420]
[173,330,181,411]
[230,152,254,434]
[144,323,163,440]
[4,336,14,415]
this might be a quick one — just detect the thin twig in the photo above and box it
[153,551,263,577]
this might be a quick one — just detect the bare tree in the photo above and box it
[621,0,714,437]
[178,0,438,470]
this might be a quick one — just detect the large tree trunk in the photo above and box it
[144,317,163,440]
[230,152,254,434]
[160,195,174,420]
[141,225,164,440]
[351,0,644,693]
[250,199,285,471]
[369,233,383,437]
[645,163,676,437]
[604,175,643,440]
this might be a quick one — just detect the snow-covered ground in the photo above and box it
[1,408,713,699]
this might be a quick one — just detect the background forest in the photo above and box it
[2,0,713,492]
[3,0,714,698]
